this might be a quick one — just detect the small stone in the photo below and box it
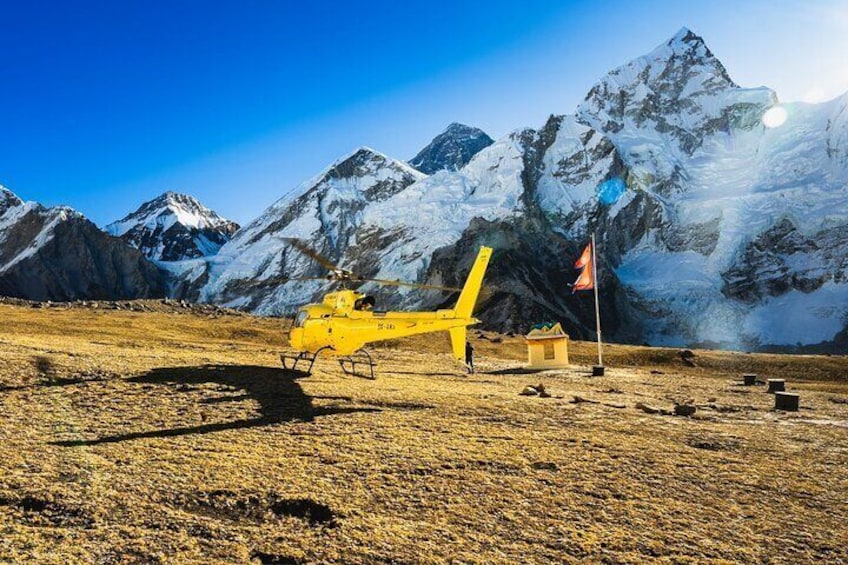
[571,396,599,404]
[674,404,697,417]
[636,402,660,414]
[520,386,539,396]
[531,461,558,471]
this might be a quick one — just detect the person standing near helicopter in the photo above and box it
[465,340,475,374]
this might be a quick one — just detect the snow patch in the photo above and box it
[742,282,848,345]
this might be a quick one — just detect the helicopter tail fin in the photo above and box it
[449,327,466,362]
[453,246,493,320]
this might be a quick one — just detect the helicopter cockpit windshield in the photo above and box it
[354,296,376,311]
[295,310,309,327]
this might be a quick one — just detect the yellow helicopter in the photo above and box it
[275,238,492,378]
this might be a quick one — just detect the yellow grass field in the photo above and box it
[0,301,846,564]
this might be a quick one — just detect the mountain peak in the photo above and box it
[159,190,182,200]
[576,28,751,156]
[653,26,734,86]
[325,146,422,182]
[337,146,388,166]
[444,122,480,134]
[0,185,23,214]
[668,26,699,46]
[580,27,735,106]
[409,123,494,174]
[106,192,239,261]
[664,27,732,80]
[151,190,203,209]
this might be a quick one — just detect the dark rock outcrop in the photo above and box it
[409,123,494,174]
[0,204,165,301]
[0,186,23,215]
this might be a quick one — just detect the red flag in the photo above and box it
[574,243,592,269]
[572,241,594,292]
[571,258,595,292]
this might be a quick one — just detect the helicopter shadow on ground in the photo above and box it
[0,356,109,392]
[52,364,380,447]
[484,367,546,375]
[385,370,461,377]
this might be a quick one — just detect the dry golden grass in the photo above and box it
[0,302,846,564]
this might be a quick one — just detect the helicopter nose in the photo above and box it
[289,328,304,349]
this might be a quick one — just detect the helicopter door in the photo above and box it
[297,310,330,336]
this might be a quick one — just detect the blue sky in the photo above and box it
[2,0,847,225]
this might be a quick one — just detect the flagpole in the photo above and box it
[591,232,603,366]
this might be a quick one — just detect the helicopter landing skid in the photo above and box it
[338,349,376,380]
[280,347,331,375]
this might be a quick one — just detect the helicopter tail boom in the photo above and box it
[445,246,492,363]
[452,246,493,320]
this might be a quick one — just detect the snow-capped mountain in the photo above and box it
[0,188,164,301]
[6,27,846,352]
[197,147,427,311]
[185,27,848,352]
[106,191,239,261]
[417,28,848,350]
[572,28,848,350]
[409,123,494,174]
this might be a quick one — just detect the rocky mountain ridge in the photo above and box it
[0,188,164,301]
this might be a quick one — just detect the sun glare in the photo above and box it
[762,106,788,128]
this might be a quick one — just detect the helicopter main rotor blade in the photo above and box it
[281,237,460,292]
[360,278,462,292]
[247,276,332,288]
[282,238,343,272]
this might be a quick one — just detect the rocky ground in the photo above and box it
[0,302,846,564]
[0,296,246,317]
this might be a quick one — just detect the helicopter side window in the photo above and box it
[295,310,309,328]
[354,295,376,311]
